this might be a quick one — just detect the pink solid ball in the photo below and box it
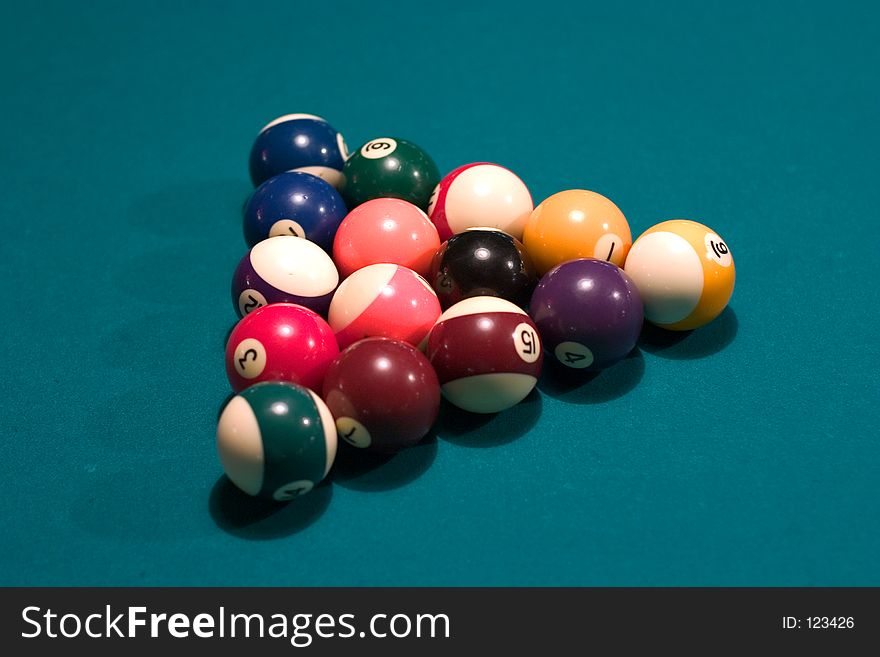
[332,198,441,278]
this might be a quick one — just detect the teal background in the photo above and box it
[1,0,878,585]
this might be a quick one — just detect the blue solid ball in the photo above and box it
[248,114,348,188]
[242,172,348,251]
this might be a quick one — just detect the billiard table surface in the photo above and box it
[1,0,878,586]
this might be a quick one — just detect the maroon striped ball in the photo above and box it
[426,296,542,413]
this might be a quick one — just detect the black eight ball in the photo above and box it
[429,228,538,309]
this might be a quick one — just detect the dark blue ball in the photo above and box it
[248,115,348,188]
[242,172,348,251]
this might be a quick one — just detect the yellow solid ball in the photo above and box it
[522,189,632,275]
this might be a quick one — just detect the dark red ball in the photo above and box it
[321,338,440,453]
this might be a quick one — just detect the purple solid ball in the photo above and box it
[529,258,643,371]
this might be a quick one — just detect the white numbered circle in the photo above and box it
[273,479,314,501]
[269,219,306,239]
[337,133,350,160]
[594,233,626,266]
[360,138,397,159]
[336,417,372,448]
[554,341,594,369]
[238,289,268,316]
[704,232,732,267]
[233,338,267,379]
[512,323,541,363]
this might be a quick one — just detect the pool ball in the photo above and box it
[427,162,533,241]
[340,137,440,211]
[231,236,339,318]
[248,113,348,188]
[217,381,337,500]
[426,296,543,414]
[328,263,441,350]
[624,219,735,330]
[243,171,347,251]
[522,189,632,275]
[225,303,339,393]
[322,337,440,453]
[530,259,643,371]
[332,198,441,278]
[429,228,537,309]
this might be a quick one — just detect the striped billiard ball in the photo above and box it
[427,162,533,241]
[248,113,349,189]
[426,296,543,414]
[624,219,735,331]
[217,381,337,500]
[225,303,339,393]
[328,263,441,350]
[231,236,339,318]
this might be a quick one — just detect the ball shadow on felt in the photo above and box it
[208,476,332,540]
[330,433,438,493]
[537,348,645,404]
[638,306,739,360]
[436,387,542,447]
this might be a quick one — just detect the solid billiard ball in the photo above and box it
[426,296,543,413]
[217,381,337,500]
[522,189,632,275]
[248,113,348,188]
[225,303,339,392]
[624,219,735,330]
[231,236,339,318]
[429,228,537,309]
[530,259,643,370]
[328,263,441,349]
[243,171,347,250]
[322,337,440,452]
[427,162,533,240]
[340,137,440,210]
[332,198,441,278]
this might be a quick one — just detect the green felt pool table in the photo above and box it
[1,0,878,586]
